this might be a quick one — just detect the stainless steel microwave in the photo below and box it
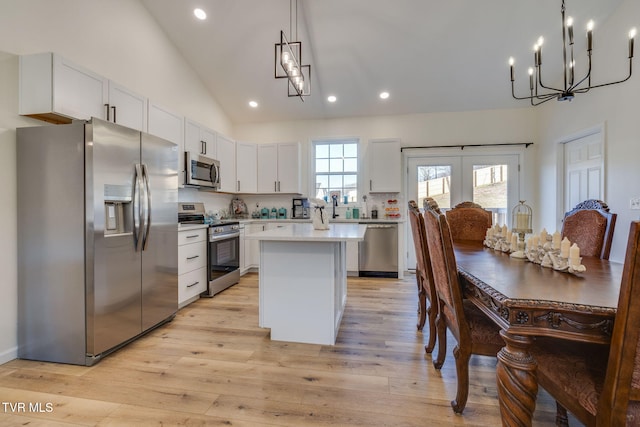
[185,152,220,189]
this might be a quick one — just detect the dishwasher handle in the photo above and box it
[364,224,396,229]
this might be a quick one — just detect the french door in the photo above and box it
[406,153,520,269]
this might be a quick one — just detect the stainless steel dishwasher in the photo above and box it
[358,222,398,278]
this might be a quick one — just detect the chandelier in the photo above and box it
[274,0,311,100]
[509,0,636,106]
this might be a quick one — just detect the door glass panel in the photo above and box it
[417,165,451,210]
[473,164,508,225]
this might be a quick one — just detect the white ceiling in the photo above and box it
[140,0,624,125]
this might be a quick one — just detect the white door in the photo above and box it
[406,153,519,270]
[563,130,604,213]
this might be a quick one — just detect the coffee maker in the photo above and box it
[292,198,310,219]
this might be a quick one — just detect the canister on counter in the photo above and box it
[352,208,359,219]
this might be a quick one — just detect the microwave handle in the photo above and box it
[211,162,220,185]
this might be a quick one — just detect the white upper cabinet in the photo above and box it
[277,142,301,193]
[236,141,257,193]
[148,101,184,184]
[257,142,301,194]
[368,139,401,193]
[19,52,147,131]
[20,53,106,124]
[257,144,278,193]
[184,119,216,159]
[216,133,236,193]
[106,81,147,131]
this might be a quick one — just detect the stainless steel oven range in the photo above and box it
[204,220,240,297]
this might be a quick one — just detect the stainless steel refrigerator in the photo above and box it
[17,118,178,366]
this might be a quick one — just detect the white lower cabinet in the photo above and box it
[178,228,207,308]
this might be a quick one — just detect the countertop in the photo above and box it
[244,223,367,242]
[239,218,403,224]
[178,224,209,231]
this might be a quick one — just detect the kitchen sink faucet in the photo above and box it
[332,194,339,218]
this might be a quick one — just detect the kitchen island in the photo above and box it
[245,223,367,345]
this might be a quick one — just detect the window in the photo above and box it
[313,139,358,202]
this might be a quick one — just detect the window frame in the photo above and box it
[310,138,360,202]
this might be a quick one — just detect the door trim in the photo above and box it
[556,122,606,228]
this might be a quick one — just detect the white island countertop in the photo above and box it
[245,223,367,242]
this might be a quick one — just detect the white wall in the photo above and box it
[234,107,538,209]
[0,0,233,364]
[535,0,640,262]
[0,0,231,134]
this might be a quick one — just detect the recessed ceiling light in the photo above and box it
[193,8,207,20]
[249,100,258,108]
[327,95,337,103]
[379,91,390,99]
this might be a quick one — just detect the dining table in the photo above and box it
[453,240,624,427]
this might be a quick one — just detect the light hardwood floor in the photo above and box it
[0,273,579,426]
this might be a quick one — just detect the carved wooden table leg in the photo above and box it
[496,330,538,427]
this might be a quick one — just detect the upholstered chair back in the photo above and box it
[445,201,492,242]
[561,199,617,259]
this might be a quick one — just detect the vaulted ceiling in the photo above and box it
[141,0,624,124]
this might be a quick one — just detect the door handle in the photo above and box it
[187,281,200,288]
[141,164,151,250]
[104,103,110,121]
[237,180,240,192]
[111,105,117,123]
[133,164,144,251]
[186,234,200,239]
[186,255,200,260]
[201,140,206,155]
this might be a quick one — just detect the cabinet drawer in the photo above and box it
[178,228,207,245]
[178,241,207,273]
[178,267,207,304]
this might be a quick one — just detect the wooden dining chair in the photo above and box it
[561,199,617,259]
[422,197,504,414]
[532,220,640,427]
[407,200,437,353]
[445,201,492,242]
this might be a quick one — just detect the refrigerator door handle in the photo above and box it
[141,164,152,251]
[133,163,144,251]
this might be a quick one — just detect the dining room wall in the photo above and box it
[535,0,640,263]
[233,107,539,209]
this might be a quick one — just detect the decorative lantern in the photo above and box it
[510,200,532,258]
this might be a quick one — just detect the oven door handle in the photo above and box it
[209,231,240,242]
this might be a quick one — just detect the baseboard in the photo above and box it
[0,345,18,365]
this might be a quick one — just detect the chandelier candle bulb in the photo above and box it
[567,17,574,44]
[629,28,636,58]
[509,57,515,81]
[587,20,594,52]
[529,68,534,90]
[560,237,571,258]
